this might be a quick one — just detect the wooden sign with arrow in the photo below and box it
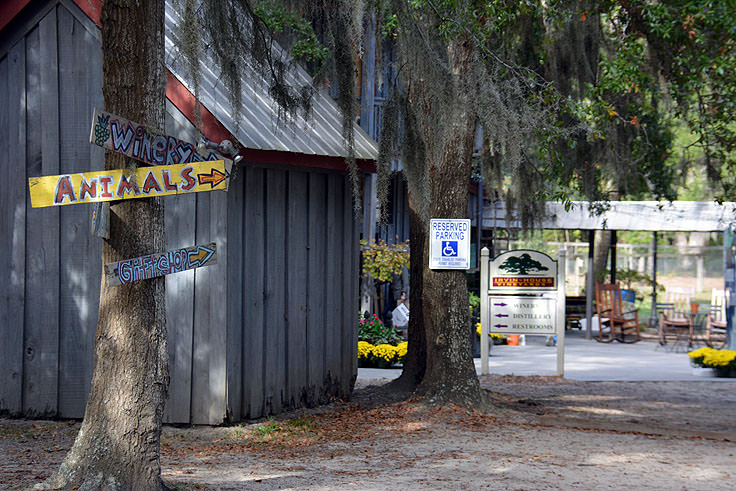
[28,160,228,208]
[89,108,233,169]
[104,242,217,286]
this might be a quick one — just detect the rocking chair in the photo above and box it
[595,283,641,343]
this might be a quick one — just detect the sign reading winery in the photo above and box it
[89,108,232,168]
[489,250,557,291]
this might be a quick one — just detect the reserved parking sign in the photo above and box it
[429,219,471,269]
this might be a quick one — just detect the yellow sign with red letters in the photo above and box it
[28,160,228,208]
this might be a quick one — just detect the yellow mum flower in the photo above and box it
[358,341,374,359]
[373,344,398,362]
[396,342,408,358]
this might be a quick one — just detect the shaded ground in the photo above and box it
[2,376,735,490]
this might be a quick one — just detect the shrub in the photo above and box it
[689,347,736,370]
[358,314,402,345]
[357,340,408,367]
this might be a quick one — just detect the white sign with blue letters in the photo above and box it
[429,218,471,270]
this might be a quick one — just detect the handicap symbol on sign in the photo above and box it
[441,241,458,257]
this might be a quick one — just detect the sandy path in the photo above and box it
[2,376,734,490]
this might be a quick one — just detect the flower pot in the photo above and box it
[713,366,736,378]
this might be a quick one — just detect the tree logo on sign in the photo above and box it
[499,253,549,275]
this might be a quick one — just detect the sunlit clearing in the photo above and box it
[565,406,639,417]
[588,452,654,465]
[403,421,428,432]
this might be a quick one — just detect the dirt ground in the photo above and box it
[2,375,735,490]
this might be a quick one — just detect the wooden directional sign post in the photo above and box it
[480,248,567,377]
[105,243,217,287]
[90,108,232,169]
[28,160,228,208]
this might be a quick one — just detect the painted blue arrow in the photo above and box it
[495,313,509,318]
[493,302,507,307]
[494,324,508,328]
[188,245,215,267]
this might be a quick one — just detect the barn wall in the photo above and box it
[0,2,360,424]
[0,3,103,419]
[225,164,359,421]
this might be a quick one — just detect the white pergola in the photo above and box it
[479,201,736,344]
[482,200,736,232]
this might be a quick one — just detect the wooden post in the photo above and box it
[480,247,490,375]
[585,230,595,340]
[557,248,566,377]
[649,232,658,330]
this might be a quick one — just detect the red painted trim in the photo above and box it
[72,0,102,27]
[166,71,375,173]
[1,0,102,33]
[0,0,31,33]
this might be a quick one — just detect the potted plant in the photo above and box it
[688,347,736,377]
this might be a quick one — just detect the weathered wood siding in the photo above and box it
[1,2,360,425]
[225,165,359,420]
[0,3,103,419]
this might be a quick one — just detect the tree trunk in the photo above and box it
[38,1,169,489]
[413,37,485,408]
[594,230,611,283]
[391,198,426,391]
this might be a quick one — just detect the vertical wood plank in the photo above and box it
[163,103,197,424]
[225,167,244,420]
[325,174,341,394]
[57,9,100,417]
[0,40,26,416]
[264,168,286,415]
[191,192,211,424]
[23,17,61,416]
[342,176,358,396]
[243,166,265,418]
[286,171,308,408]
[0,55,10,413]
[40,9,61,411]
[307,173,326,405]
[209,185,228,423]
[163,193,195,424]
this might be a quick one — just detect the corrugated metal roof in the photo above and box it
[164,4,378,162]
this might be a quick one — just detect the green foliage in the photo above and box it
[360,239,410,283]
[254,3,328,66]
[597,268,663,292]
[358,313,402,345]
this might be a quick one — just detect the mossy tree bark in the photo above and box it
[37,1,169,489]
[408,36,485,407]
[391,201,427,391]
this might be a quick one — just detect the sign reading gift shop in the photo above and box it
[428,218,471,269]
[28,160,228,208]
[104,243,216,287]
[480,248,567,377]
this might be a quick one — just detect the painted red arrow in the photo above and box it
[198,168,227,188]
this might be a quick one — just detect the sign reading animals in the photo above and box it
[90,108,232,168]
[105,243,217,286]
[489,250,557,291]
[28,160,228,208]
